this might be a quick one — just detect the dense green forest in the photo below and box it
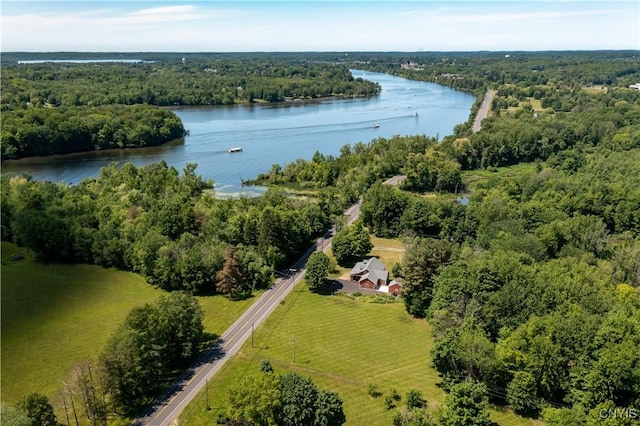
[1,162,330,295]
[2,51,640,425]
[0,56,380,108]
[0,104,185,159]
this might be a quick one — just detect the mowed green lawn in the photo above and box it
[179,287,536,426]
[0,242,258,408]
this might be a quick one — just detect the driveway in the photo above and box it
[326,278,379,295]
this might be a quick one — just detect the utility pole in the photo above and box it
[289,268,297,290]
[205,379,210,411]
[292,335,296,363]
[251,322,255,348]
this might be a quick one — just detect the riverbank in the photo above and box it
[1,71,475,190]
[167,92,376,109]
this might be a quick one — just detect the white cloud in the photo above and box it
[1,1,637,52]
[1,4,248,51]
[110,5,209,25]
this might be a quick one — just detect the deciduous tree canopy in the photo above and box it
[227,366,346,426]
[2,163,329,294]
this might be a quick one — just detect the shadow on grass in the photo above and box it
[310,279,344,295]
[199,332,220,350]
[195,287,256,301]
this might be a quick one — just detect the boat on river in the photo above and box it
[372,123,380,128]
[228,147,243,153]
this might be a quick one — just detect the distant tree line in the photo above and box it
[1,57,380,110]
[358,50,640,95]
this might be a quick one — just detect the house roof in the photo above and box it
[350,257,385,276]
[360,269,388,285]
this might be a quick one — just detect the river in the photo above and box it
[1,70,475,197]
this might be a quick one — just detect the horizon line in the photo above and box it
[4,48,640,54]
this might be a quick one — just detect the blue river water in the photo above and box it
[1,70,475,197]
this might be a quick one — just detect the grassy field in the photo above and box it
[582,85,608,94]
[462,162,540,191]
[179,285,536,426]
[528,99,544,112]
[179,287,443,425]
[369,236,405,273]
[0,241,258,407]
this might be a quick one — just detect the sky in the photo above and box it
[1,1,639,52]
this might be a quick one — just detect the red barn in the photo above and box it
[388,280,403,296]
[349,257,389,291]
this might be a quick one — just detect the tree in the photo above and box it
[507,371,540,416]
[305,251,330,292]
[277,373,346,426]
[315,390,346,426]
[67,361,107,426]
[392,407,435,426]
[431,326,496,384]
[361,183,409,238]
[443,382,491,426]
[0,403,31,426]
[406,389,426,410]
[580,339,640,408]
[15,393,57,426]
[496,315,567,403]
[99,294,204,411]
[155,292,204,362]
[402,148,462,193]
[100,322,163,409]
[228,372,282,426]
[227,370,345,426]
[541,408,586,426]
[277,374,320,425]
[402,237,456,318]
[331,221,373,266]
[216,245,247,299]
[260,359,274,374]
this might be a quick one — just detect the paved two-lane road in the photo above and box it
[472,89,493,133]
[135,265,304,425]
[134,202,362,426]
